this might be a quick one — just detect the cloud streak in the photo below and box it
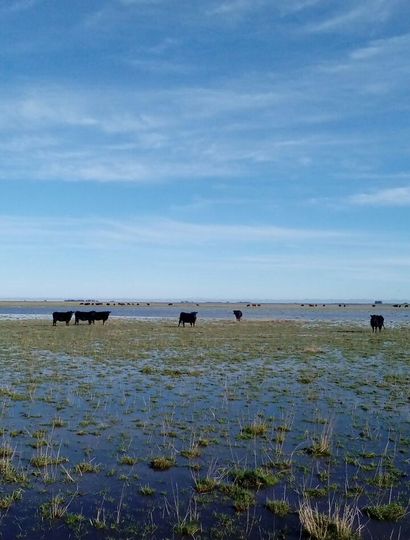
[0,0,44,14]
[0,215,350,250]
[349,186,410,206]
[305,0,402,33]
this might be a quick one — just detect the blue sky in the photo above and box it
[1,0,410,301]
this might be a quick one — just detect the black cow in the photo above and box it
[52,311,73,326]
[370,314,384,332]
[233,310,243,321]
[93,311,111,325]
[178,311,198,327]
[74,311,95,325]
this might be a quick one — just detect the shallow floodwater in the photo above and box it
[0,301,409,325]
[0,319,408,539]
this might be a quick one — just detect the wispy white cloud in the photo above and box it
[208,0,322,18]
[118,0,164,4]
[306,0,400,33]
[127,58,192,75]
[208,0,267,16]
[0,0,43,14]
[235,253,410,272]
[0,215,349,250]
[1,17,410,188]
[349,186,410,206]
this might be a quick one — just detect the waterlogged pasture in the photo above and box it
[0,319,408,539]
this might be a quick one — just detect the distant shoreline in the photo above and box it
[0,300,405,309]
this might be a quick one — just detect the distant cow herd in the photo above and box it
[52,309,386,332]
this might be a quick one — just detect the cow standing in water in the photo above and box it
[52,311,73,326]
[178,312,198,327]
[370,315,384,332]
[233,310,243,321]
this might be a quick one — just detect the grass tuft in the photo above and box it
[364,502,407,521]
[150,456,176,470]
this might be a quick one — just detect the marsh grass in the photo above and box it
[239,420,269,439]
[40,494,73,520]
[306,422,333,457]
[150,456,176,470]
[75,460,100,474]
[194,477,220,493]
[0,489,23,510]
[165,488,202,537]
[0,318,408,538]
[265,498,291,516]
[230,467,280,489]
[299,498,363,539]
[364,502,407,521]
[220,484,255,511]
[118,455,138,465]
[30,455,68,468]
[181,446,201,459]
[140,484,156,496]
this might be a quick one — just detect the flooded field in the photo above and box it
[0,300,409,326]
[0,319,408,539]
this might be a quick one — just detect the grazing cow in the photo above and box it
[233,310,243,321]
[178,311,198,327]
[74,311,95,325]
[92,311,111,325]
[52,311,73,326]
[370,314,384,332]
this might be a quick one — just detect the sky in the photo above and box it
[1,0,410,301]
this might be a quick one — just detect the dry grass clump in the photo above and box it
[299,498,363,539]
[306,422,333,457]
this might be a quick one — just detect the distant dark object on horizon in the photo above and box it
[370,314,384,332]
[178,312,197,327]
[233,310,242,321]
[52,311,73,326]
